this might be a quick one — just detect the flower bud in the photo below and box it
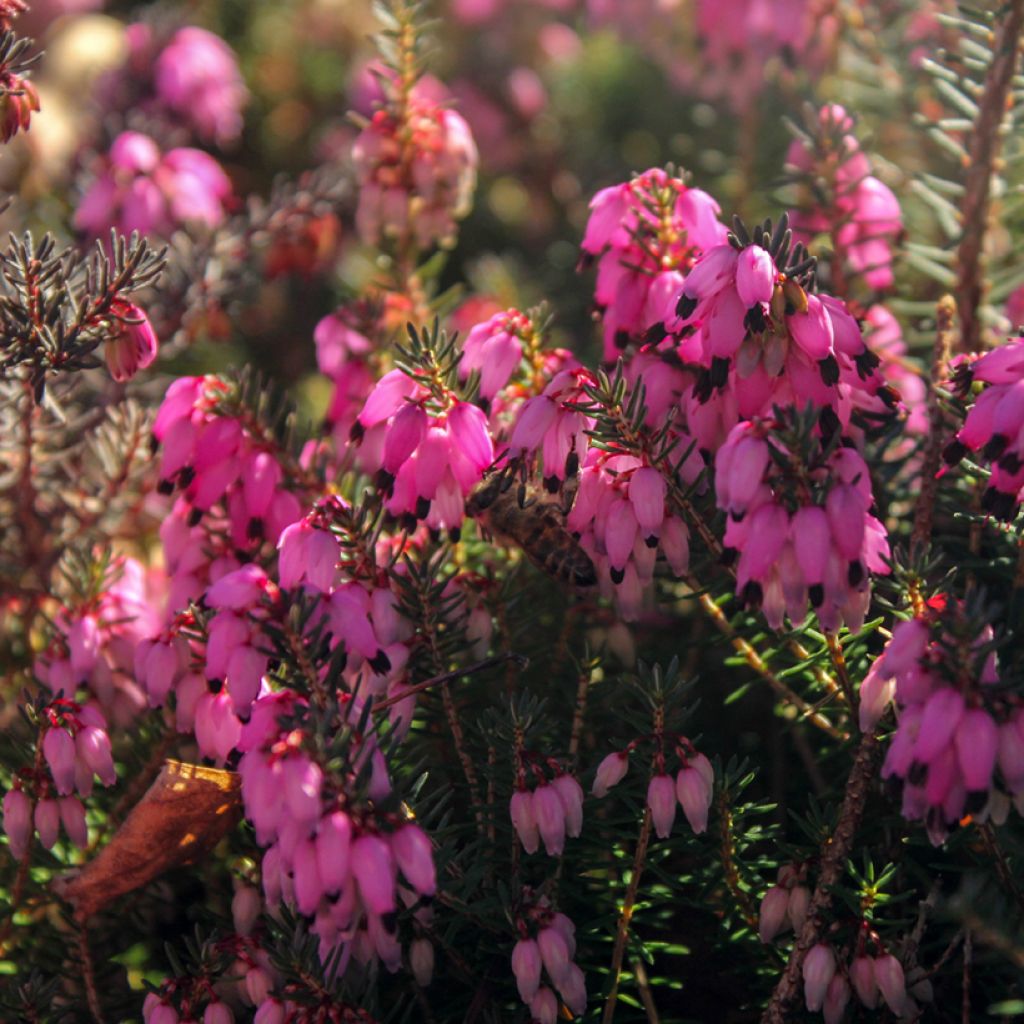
[533,783,567,856]
[203,1002,233,1024]
[646,774,676,839]
[34,798,60,849]
[823,973,851,1024]
[592,752,628,798]
[3,788,31,859]
[391,824,436,897]
[410,936,434,987]
[552,774,584,838]
[758,886,790,943]
[510,789,539,854]
[351,834,396,915]
[245,966,272,1006]
[511,938,542,1002]
[58,796,88,848]
[802,943,836,1012]
[43,726,77,796]
[537,925,571,987]
[528,986,558,1024]
[873,953,907,1014]
[850,954,878,1008]
[675,765,712,834]
[787,885,810,932]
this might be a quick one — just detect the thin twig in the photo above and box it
[978,823,1024,918]
[761,729,881,1023]
[78,925,106,1024]
[912,295,956,552]
[568,665,591,770]
[602,807,653,1024]
[954,0,1024,353]
[962,930,973,1024]
[630,958,661,1024]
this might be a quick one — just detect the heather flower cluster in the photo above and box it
[352,88,477,250]
[787,104,903,293]
[510,900,586,1023]
[943,337,1024,521]
[75,131,232,242]
[861,598,1021,845]
[801,942,916,1022]
[715,416,890,631]
[579,167,727,360]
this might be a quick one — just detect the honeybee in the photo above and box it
[466,472,597,589]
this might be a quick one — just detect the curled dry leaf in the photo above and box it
[55,759,241,922]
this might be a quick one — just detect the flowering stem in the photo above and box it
[602,806,653,1024]
[715,786,761,933]
[761,728,881,1023]
[372,652,527,711]
[912,295,956,553]
[954,0,1024,353]
[694,590,846,741]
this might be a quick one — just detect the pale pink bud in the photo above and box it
[850,954,878,1008]
[204,1002,233,1024]
[736,245,775,307]
[510,789,539,854]
[351,833,396,915]
[150,1004,180,1024]
[823,973,851,1024]
[34,798,60,849]
[293,836,324,915]
[913,688,965,765]
[675,766,712,834]
[548,912,576,957]
[789,294,834,360]
[76,726,117,787]
[873,953,907,1014]
[3,788,32,859]
[592,752,628,797]
[316,811,353,893]
[43,726,77,796]
[552,774,584,838]
[533,783,567,856]
[391,824,436,896]
[628,467,666,535]
[647,774,676,839]
[881,618,929,676]
[410,936,434,987]
[511,937,542,1002]
[556,961,587,1016]
[58,796,88,848]
[955,709,998,792]
[859,662,895,732]
[998,719,1024,785]
[232,885,261,936]
[680,245,737,302]
[383,403,427,474]
[802,943,836,1012]
[787,885,810,932]
[283,757,323,824]
[537,925,571,986]
[253,1000,285,1024]
[529,986,558,1024]
[758,886,790,943]
[245,966,272,1006]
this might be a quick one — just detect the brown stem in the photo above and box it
[716,786,761,932]
[631,958,661,1024]
[978,823,1024,918]
[962,930,973,1023]
[954,1,1024,353]
[912,296,956,553]
[78,925,106,1024]
[761,729,881,1023]
[602,806,654,1024]
[824,633,856,712]
[568,664,591,770]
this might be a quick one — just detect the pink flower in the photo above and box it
[103,299,159,382]
[532,783,567,856]
[0,69,38,144]
[511,938,542,1002]
[3,788,31,858]
[510,789,539,853]
[592,751,628,797]
[390,824,436,896]
[154,28,248,145]
[646,773,676,838]
[758,885,789,943]
[350,833,396,915]
[675,763,712,833]
[43,725,76,796]
[459,309,530,401]
[873,954,907,1014]
[802,943,836,1012]
[850,955,878,1008]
